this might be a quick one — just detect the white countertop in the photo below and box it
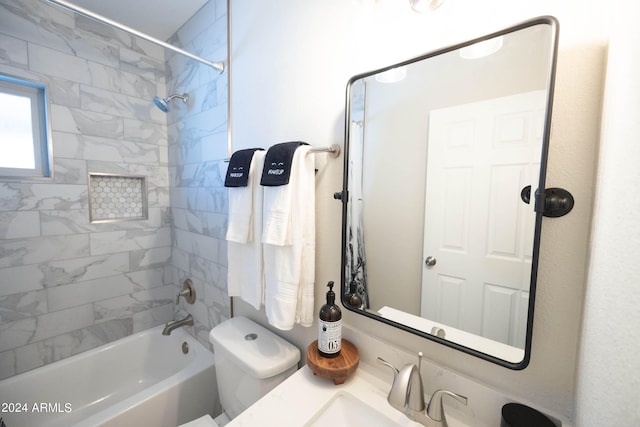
[226,361,474,427]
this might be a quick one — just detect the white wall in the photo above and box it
[575,3,640,426]
[230,0,608,421]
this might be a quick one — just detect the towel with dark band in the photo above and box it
[260,141,309,186]
[224,148,264,187]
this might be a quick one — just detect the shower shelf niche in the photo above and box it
[88,173,148,223]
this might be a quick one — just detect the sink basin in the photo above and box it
[304,391,403,427]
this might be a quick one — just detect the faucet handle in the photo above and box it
[377,357,408,412]
[427,390,468,424]
[176,279,196,304]
[377,357,399,374]
[176,289,189,304]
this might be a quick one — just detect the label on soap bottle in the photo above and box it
[318,318,342,356]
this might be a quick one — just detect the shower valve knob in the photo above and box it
[176,279,196,304]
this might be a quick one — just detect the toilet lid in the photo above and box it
[178,415,218,427]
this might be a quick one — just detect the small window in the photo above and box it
[0,75,52,179]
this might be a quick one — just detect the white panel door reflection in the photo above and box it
[421,91,545,348]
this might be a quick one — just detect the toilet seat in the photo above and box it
[178,415,218,427]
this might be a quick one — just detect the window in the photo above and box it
[0,75,52,179]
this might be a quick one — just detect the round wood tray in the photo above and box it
[307,339,359,385]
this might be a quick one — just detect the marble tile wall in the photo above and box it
[0,0,173,379]
[166,0,231,349]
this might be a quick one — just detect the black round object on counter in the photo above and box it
[501,403,556,427]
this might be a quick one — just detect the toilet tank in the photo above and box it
[209,316,301,419]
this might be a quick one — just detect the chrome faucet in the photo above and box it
[377,352,468,427]
[162,314,194,335]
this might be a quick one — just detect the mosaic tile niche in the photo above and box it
[89,174,148,222]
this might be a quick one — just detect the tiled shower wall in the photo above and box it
[0,0,173,379]
[166,0,231,349]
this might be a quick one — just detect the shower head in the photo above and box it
[152,93,189,112]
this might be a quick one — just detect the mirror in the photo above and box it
[340,16,559,369]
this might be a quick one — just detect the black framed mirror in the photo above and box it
[340,16,559,369]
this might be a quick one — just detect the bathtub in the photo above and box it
[0,325,218,427]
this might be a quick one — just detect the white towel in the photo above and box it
[262,176,293,246]
[263,145,315,330]
[226,151,265,310]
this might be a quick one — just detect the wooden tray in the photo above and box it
[307,339,359,385]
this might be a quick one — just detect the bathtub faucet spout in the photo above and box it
[162,314,194,335]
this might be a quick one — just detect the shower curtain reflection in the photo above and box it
[344,120,369,309]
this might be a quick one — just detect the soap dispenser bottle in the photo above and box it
[318,281,342,358]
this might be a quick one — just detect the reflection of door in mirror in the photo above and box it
[421,91,545,348]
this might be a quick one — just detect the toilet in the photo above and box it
[179,316,301,427]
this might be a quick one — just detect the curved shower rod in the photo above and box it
[46,0,225,73]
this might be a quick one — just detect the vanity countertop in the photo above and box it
[226,361,475,427]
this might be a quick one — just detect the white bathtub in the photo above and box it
[0,325,218,427]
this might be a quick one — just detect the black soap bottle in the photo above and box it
[318,281,342,358]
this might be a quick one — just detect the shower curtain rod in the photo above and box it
[46,0,225,73]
